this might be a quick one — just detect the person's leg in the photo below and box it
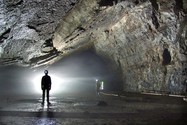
[47,89,50,104]
[42,89,45,104]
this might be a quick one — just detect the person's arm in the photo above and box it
[49,76,51,90]
[41,77,44,90]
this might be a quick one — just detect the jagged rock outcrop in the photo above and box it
[0,0,77,64]
[0,0,187,94]
[53,0,187,94]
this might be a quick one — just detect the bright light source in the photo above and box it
[32,73,65,94]
[95,79,98,82]
[100,81,104,90]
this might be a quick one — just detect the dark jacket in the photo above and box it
[41,75,51,90]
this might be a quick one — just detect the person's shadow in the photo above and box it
[36,103,54,118]
[46,104,54,118]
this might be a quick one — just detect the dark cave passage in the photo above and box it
[50,49,123,93]
[0,49,122,97]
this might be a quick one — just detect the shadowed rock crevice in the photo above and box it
[151,11,160,29]
[98,0,117,6]
[150,0,159,29]
[0,28,11,43]
[29,50,60,66]
[3,0,23,7]
[41,38,56,53]
[175,0,183,11]
[174,0,184,17]
[162,48,171,66]
[70,0,78,6]
[149,0,159,11]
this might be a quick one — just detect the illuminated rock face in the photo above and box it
[53,0,187,94]
[1,0,187,94]
[0,0,78,63]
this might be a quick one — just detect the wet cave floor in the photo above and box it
[0,92,187,125]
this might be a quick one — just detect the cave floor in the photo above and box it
[0,92,187,125]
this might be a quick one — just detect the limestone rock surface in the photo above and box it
[0,0,77,64]
[53,0,187,94]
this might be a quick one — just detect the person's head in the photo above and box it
[44,70,48,75]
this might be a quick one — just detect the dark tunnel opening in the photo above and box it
[51,49,123,93]
[0,49,123,98]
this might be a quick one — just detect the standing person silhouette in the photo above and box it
[96,79,101,97]
[41,70,51,105]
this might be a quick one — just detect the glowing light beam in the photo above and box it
[32,74,65,94]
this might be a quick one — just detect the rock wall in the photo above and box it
[53,0,187,94]
[0,0,78,64]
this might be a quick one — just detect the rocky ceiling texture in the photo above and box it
[0,0,187,94]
